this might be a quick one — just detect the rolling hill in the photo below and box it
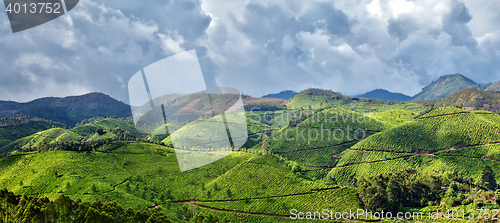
[1,118,141,153]
[357,89,412,102]
[263,106,387,180]
[0,117,66,149]
[0,142,362,222]
[287,88,426,113]
[328,107,500,184]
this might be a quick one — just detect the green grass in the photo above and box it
[72,118,143,138]
[327,106,500,187]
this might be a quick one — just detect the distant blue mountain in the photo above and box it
[262,90,298,99]
[357,89,412,102]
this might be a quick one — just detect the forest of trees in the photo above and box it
[358,168,500,213]
[0,188,220,223]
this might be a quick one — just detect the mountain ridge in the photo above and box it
[262,90,298,99]
[0,92,132,126]
[412,73,482,100]
[357,89,412,102]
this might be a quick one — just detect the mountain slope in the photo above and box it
[486,81,500,92]
[412,73,477,100]
[328,107,500,184]
[287,88,426,113]
[414,88,500,111]
[0,142,361,222]
[266,106,386,180]
[1,118,140,153]
[0,93,132,126]
[262,90,298,99]
[357,89,412,102]
[0,117,66,148]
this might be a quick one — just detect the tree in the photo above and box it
[262,137,269,155]
[482,165,497,191]
[96,128,106,136]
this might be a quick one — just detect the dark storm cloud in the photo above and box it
[0,0,216,102]
[2,0,500,102]
[388,15,418,41]
[441,0,477,49]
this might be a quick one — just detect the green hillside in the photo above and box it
[328,106,500,185]
[412,73,477,100]
[1,118,141,153]
[287,88,426,113]
[263,107,386,180]
[0,142,361,222]
[365,109,418,128]
[351,107,500,153]
[0,117,66,148]
[3,90,500,221]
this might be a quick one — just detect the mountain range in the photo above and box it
[0,92,132,126]
[356,73,493,101]
[2,73,499,128]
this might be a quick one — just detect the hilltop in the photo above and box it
[412,73,487,100]
[262,90,298,99]
[287,88,426,113]
[486,81,500,92]
[357,89,412,102]
[1,117,141,153]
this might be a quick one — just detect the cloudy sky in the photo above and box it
[1,0,500,103]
